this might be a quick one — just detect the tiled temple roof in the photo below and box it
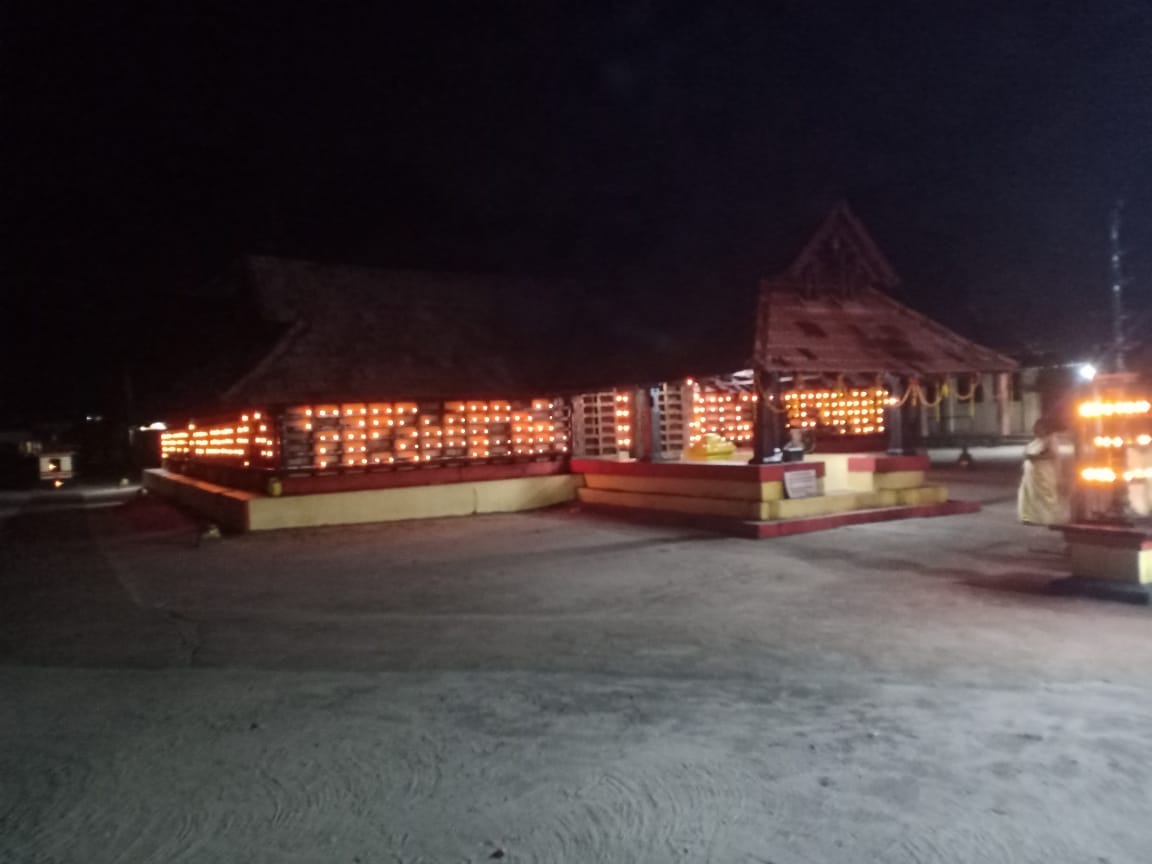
[220,204,1012,408]
[754,283,1016,376]
[753,204,1014,376]
[223,258,752,405]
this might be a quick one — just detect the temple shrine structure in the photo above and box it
[148,204,1016,535]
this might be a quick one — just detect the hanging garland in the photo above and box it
[887,378,916,408]
[954,376,979,402]
[950,376,979,418]
[915,379,945,408]
[934,381,949,422]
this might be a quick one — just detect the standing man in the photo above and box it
[1018,419,1070,526]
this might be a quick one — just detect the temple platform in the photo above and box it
[572,454,976,538]
[145,451,977,535]
[143,467,582,532]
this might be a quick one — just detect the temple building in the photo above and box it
[150,204,1017,534]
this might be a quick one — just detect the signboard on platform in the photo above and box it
[783,468,819,499]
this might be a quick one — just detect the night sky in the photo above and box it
[4,1,1152,422]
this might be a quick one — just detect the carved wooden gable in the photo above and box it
[788,203,899,299]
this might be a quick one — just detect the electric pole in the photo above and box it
[1110,199,1127,372]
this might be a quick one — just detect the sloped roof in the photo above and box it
[223,257,752,406]
[754,282,1017,375]
[788,201,900,292]
[752,202,1016,376]
[220,204,1014,408]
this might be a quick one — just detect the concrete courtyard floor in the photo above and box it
[3,460,1152,863]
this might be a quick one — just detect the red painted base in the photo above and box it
[162,458,567,496]
[579,500,980,539]
[570,457,825,482]
[847,454,930,473]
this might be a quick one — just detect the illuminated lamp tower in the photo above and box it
[1053,205,1152,598]
[1073,377,1152,525]
[1058,374,1152,600]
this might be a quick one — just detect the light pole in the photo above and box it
[1109,199,1127,373]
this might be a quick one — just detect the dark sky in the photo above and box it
[4,1,1152,420]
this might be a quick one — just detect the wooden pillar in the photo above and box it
[571,395,587,457]
[273,404,292,473]
[944,374,957,437]
[631,388,649,461]
[885,374,905,456]
[647,385,666,463]
[906,389,925,453]
[996,371,1012,439]
[677,379,695,459]
[920,381,933,441]
[885,375,923,456]
[749,368,785,464]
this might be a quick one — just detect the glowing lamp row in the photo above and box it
[786,388,887,436]
[317,446,558,469]
[1093,435,1152,448]
[616,393,632,449]
[285,398,568,468]
[161,410,275,463]
[794,409,879,418]
[1080,466,1152,484]
[691,389,755,445]
[1079,400,1152,418]
[700,393,759,403]
[304,401,550,416]
[792,400,880,409]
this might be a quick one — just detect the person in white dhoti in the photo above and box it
[1018,419,1070,526]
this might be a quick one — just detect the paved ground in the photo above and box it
[3,461,1152,863]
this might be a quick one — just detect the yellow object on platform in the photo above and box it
[684,434,737,461]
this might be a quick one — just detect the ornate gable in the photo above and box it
[787,202,899,298]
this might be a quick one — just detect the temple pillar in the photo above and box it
[885,375,923,456]
[944,375,957,437]
[920,381,933,440]
[647,385,666,463]
[631,386,670,463]
[884,375,904,455]
[271,404,286,471]
[749,368,785,464]
[996,372,1012,439]
[905,395,925,453]
[631,387,650,461]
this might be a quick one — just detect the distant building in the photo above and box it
[0,428,76,489]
